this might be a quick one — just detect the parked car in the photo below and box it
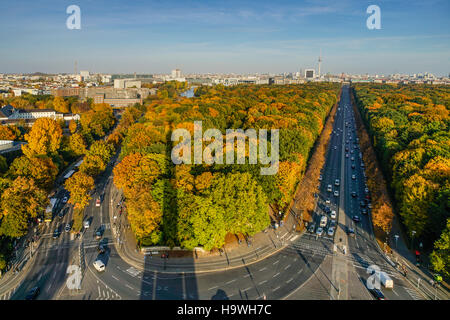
[325,198,331,204]
[95,230,102,240]
[308,223,316,233]
[25,287,40,300]
[62,196,68,203]
[96,199,101,207]
[347,227,355,237]
[335,179,340,186]
[319,175,323,181]
[64,223,71,233]
[83,220,90,229]
[97,244,106,254]
[361,209,367,215]
[351,191,357,198]
[353,215,361,223]
[352,174,356,180]
[58,207,68,219]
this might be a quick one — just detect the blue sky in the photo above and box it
[0,0,449,75]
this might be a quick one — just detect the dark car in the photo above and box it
[324,206,331,214]
[25,287,40,300]
[361,209,367,215]
[351,164,355,169]
[52,228,60,239]
[95,230,102,240]
[351,191,357,198]
[360,201,366,208]
[308,223,316,233]
[369,288,385,300]
[347,227,355,237]
[97,244,106,254]
[353,215,361,223]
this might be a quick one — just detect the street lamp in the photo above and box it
[394,234,399,249]
[411,231,416,250]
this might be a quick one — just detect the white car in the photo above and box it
[325,199,331,204]
[319,175,323,181]
[83,220,90,229]
[334,190,339,197]
[352,174,356,180]
[93,260,105,272]
[365,187,369,193]
[62,196,68,203]
[331,210,337,220]
[316,227,323,236]
[327,227,335,236]
[327,184,332,192]
[335,179,340,186]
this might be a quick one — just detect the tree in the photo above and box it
[0,155,7,174]
[430,219,450,277]
[0,177,48,238]
[22,118,62,158]
[53,96,69,113]
[68,132,87,157]
[64,172,94,210]
[8,156,58,190]
[69,120,78,134]
[0,126,17,140]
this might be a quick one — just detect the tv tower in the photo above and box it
[74,60,78,75]
[318,50,322,78]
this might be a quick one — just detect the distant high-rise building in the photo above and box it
[171,69,182,78]
[305,69,315,79]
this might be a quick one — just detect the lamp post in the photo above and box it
[394,234,399,249]
[411,231,416,250]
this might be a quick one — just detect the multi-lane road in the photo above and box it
[1,85,425,300]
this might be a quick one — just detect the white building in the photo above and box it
[304,69,315,79]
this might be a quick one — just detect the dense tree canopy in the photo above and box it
[115,83,340,248]
[353,84,450,276]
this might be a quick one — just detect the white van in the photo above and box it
[93,260,105,272]
[320,216,328,228]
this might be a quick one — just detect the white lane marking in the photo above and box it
[259,267,267,272]
[243,287,252,292]
[273,286,281,292]
[286,278,294,284]
[259,280,267,285]
[98,286,101,297]
[208,286,218,291]
[392,288,399,297]
[226,279,236,285]
[273,260,279,265]
[111,275,119,281]
[125,284,134,290]
[297,268,303,274]
[273,272,280,278]
[284,264,291,270]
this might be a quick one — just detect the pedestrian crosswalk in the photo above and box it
[94,280,121,300]
[403,286,423,300]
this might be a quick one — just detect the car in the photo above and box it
[353,215,361,223]
[351,164,355,169]
[334,190,339,197]
[335,179,340,186]
[96,199,101,207]
[319,175,323,181]
[369,288,385,300]
[352,174,356,180]
[351,157,355,161]
[62,196,68,203]
[319,216,328,227]
[365,187,369,193]
[327,227,335,236]
[368,203,372,209]
[327,184,332,192]
[83,220,90,229]
[346,154,349,158]
[347,227,355,237]
[316,227,323,236]
[324,206,331,214]
[361,162,365,168]
[93,260,105,272]
[308,223,316,233]
[325,199,331,204]
[97,244,106,254]
[351,191,357,198]
[64,223,71,233]
[58,207,68,219]
[350,150,354,154]
[52,228,59,239]
[330,220,337,228]
[95,230,102,240]
[361,209,367,215]
[334,146,337,150]
[360,201,366,208]
[345,147,349,152]
[330,210,337,220]
[25,287,40,300]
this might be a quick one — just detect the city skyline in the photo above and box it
[0,0,449,75]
